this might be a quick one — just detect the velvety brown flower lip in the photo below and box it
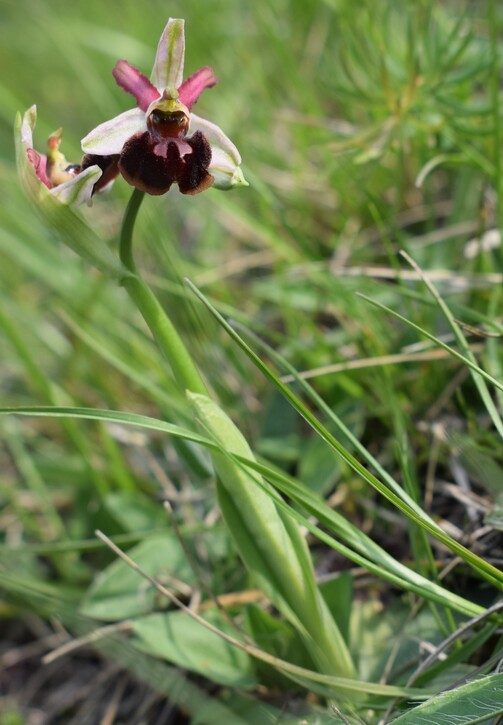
[118,130,213,196]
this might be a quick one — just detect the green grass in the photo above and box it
[1,0,503,722]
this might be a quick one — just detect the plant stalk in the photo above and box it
[117,188,356,683]
[118,189,207,396]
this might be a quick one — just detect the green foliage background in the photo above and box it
[1,0,503,723]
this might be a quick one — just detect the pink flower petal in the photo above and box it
[178,66,217,109]
[27,148,51,188]
[151,18,185,91]
[113,60,160,112]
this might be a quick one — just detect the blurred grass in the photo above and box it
[1,0,503,722]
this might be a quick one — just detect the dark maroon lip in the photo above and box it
[117,129,213,196]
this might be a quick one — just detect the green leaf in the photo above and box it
[188,391,357,681]
[319,574,353,646]
[245,604,313,689]
[390,674,503,724]
[81,534,196,620]
[215,693,287,725]
[92,628,256,725]
[298,429,343,497]
[132,609,257,688]
[256,391,300,463]
[104,492,169,532]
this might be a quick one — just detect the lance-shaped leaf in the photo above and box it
[188,391,357,682]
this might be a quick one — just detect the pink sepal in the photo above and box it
[113,60,161,112]
[178,66,217,109]
[27,149,51,188]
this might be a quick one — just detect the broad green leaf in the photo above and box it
[104,492,169,532]
[390,674,503,724]
[130,591,429,701]
[245,604,313,689]
[92,627,256,725]
[132,609,257,688]
[81,534,196,620]
[320,574,353,646]
[256,391,299,463]
[298,430,344,496]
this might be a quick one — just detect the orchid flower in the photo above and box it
[16,106,103,206]
[81,18,247,196]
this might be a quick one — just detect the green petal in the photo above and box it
[151,18,185,91]
[51,165,102,206]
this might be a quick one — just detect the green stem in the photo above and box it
[119,189,207,396]
[120,187,144,274]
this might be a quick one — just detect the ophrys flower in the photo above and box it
[17,105,103,206]
[81,18,246,196]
